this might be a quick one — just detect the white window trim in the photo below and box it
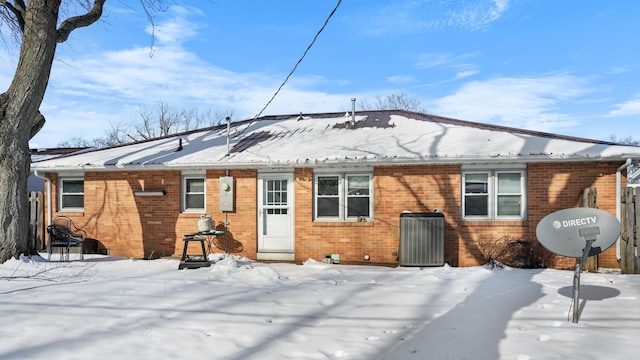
[59,177,84,212]
[462,170,526,221]
[314,172,373,222]
[181,174,206,213]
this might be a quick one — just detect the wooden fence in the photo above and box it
[620,187,640,274]
[28,191,45,252]
[581,188,598,272]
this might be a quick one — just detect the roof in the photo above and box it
[30,147,90,162]
[31,110,640,172]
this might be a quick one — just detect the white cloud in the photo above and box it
[414,52,479,86]
[445,0,511,30]
[387,75,415,84]
[415,52,479,71]
[609,98,640,116]
[454,69,479,80]
[146,6,203,46]
[609,66,632,74]
[431,74,590,132]
[355,0,511,36]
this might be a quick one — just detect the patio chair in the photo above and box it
[46,216,86,261]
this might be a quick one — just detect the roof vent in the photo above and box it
[351,97,356,126]
[176,138,183,152]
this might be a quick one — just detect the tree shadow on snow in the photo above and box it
[375,269,544,360]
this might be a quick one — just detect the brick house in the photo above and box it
[31,110,640,268]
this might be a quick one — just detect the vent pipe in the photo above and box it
[226,116,231,156]
[351,97,356,126]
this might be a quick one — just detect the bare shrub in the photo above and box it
[478,235,554,269]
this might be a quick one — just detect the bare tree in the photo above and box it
[60,102,235,147]
[0,1,165,263]
[131,102,234,141]
[609,134,640,146]
[359,92,427,113]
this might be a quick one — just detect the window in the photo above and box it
[182,175,205,212]
[462,170,525,220]
[60,177,84,211]
[314,173,373,221]
[264,179,288,215]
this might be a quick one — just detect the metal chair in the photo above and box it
[46,216,86,261]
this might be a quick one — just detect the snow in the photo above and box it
[1,253,638,360]
[31,112,640,171]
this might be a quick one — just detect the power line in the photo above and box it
[253,0,342,120]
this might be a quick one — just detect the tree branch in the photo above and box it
[0,0,26,31]
[29,111,46,139]
[56,0,106,43]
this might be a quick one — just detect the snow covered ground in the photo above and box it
[1,253,638,360]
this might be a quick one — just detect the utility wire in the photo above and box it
[253,0,342,120]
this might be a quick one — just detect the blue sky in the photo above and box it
[2,0,640,148]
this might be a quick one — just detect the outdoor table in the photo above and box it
[196,230,225,254]
[179,234,208,269]
[178,231,224,270]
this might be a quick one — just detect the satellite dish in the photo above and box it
[536,208,620,258]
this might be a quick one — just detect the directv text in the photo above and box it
[560,216,597,228]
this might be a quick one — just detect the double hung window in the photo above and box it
[462,170,525,220]
[59,177,84,211]
[315,173,372,221]
[182,175,205,212]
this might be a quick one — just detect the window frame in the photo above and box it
[59,177,85,212]
[313,171,373,222]
[462,169,526,221]
[181,174,206,213]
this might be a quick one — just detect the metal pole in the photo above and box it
[572,259,581,323]
[572,240,594,323]
[225,212,229,254]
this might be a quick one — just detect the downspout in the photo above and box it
[616,158,632,260]
[32,170,52,231]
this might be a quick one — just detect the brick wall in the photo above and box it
[46,169,257,259]
[45,160,624,269]
[527,161,621,269]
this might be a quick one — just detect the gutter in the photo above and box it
[31,154,635,173]
[32,170,52,229]
[616,158,632,260]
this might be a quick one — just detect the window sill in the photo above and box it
[57,210,85,216]
[462,218,526,224]
[58,209,84,213]
[312,221,374,227]
[181,210,206,214]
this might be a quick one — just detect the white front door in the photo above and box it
[258,174,294,255]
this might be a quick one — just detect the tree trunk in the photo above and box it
[0,2,59,263]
